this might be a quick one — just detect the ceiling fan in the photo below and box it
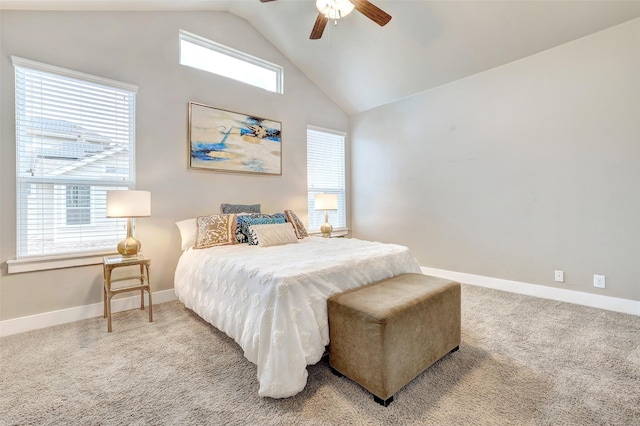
[260,0,392,40]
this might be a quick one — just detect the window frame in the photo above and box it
[179,29,284,94]
[306,125,347,234]
[8,56,138,273]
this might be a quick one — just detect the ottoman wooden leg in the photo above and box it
[374,395,394,407]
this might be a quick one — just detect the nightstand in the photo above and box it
[102,254,153,332]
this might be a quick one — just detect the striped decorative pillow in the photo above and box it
[284,210,308,239]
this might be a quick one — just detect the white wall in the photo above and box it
[351,18,640,302]
[0,11,348,320]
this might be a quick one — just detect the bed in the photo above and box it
[174,236,421,398]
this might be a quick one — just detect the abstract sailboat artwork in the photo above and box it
[188,101,282,175]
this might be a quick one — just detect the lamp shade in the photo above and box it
[106,190,151,218]
[315,193,338,211]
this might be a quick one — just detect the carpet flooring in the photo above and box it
[1,284,639,425]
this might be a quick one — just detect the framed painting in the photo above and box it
[188,102,282,175]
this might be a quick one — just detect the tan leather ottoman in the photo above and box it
[328,273,461,406]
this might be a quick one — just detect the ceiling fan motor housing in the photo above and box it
[316,0,355,19]
[260,0,392,40]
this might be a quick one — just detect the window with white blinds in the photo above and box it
[13,56,137,259]
[307,126,346,231]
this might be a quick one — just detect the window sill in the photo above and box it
[6,251,118,274]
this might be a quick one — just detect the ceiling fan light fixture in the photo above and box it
[316,0,355,20]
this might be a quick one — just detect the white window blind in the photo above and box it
[307,126,346,231]
[13,56,137,259]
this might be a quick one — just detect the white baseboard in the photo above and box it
[421,266,639,316]
[0,289,177,337]
[3,270,637,338]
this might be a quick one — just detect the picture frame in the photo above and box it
[188,102,282,175]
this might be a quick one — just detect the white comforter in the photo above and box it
[173,237,421,398]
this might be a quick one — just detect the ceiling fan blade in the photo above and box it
[310,13,328,40]
[350,0,392,26]
[260,0,277,2]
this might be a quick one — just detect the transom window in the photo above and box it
[179,30,283,94]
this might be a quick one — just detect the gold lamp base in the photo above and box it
[320,211,333,238]
[117,218,142,256]
[117,236,141,256]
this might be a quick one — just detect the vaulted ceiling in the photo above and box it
[3,1,640,115]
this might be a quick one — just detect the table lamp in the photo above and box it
[106,190,151,256]
[314,193,338,238]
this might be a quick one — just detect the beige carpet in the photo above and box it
[1,285,638,425]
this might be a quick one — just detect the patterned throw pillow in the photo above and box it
[238,213,287,245]
[249,223,298,247]
[220,203,261,214]
[234,217,247,244]
[194,214,237,249]
[284,210,308,239]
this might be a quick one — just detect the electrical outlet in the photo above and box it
[554,270,564,283]
[594,274,606,289]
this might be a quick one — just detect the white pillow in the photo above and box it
[249,223,298,247]
[175,218,197,250]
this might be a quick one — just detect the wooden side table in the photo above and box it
[103,254,153,332]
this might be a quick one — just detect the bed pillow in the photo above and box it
[249,223,299,248]
[234,213,251,244]
[194,214,237,249]
[175,218,197,250]
[221,203,261,214]
[284,210,308,239]
[238,213,287,245]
